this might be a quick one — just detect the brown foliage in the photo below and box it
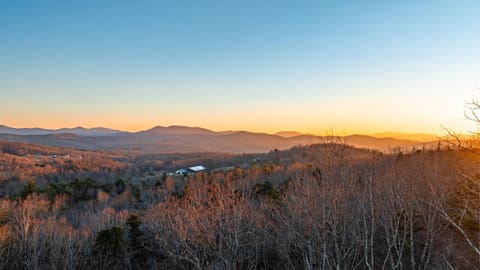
[0,144,478,269]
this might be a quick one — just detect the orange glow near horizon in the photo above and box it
[0,116,471,137]
[1,88,477,137]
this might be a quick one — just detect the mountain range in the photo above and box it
[0,125,122,136]
[0,125,439,153]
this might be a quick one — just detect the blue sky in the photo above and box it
[1,1,479,134]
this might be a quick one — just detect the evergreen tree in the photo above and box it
[20,181,35,199]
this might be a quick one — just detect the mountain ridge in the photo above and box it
[0,124,440,153]
[368,132,441,142]
[0,125,123,136]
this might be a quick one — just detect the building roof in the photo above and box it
[175,168,189,174]
[189,165,206,172]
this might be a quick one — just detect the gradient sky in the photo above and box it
[1,1,479,135]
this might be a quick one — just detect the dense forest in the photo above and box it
[0,139,478,269]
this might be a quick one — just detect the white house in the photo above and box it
[189,165,206,172]
[175,168,189,175]
[175,165,206,175]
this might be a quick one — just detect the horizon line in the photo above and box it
[0,123,447,138]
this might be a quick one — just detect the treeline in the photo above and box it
[0,141,129,196]
[0,144,479,269]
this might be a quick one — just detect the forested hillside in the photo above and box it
[0,142,478,269]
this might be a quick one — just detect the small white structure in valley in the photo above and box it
[175,165,206,175]
[189,165,206,172]
[175,168,189,175]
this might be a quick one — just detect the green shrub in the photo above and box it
[95,226,126,253]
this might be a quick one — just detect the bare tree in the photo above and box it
[436,95,480,266]
[444,96,480,152]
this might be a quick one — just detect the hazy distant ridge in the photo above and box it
[0,125,437,153]
[0,125,123,136]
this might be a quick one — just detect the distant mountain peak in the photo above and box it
[275,131,304,138]
[143,125,215,135]
[168,125,190,128]
[369,132,438,142]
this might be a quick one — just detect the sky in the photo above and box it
[1,0,479,135]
